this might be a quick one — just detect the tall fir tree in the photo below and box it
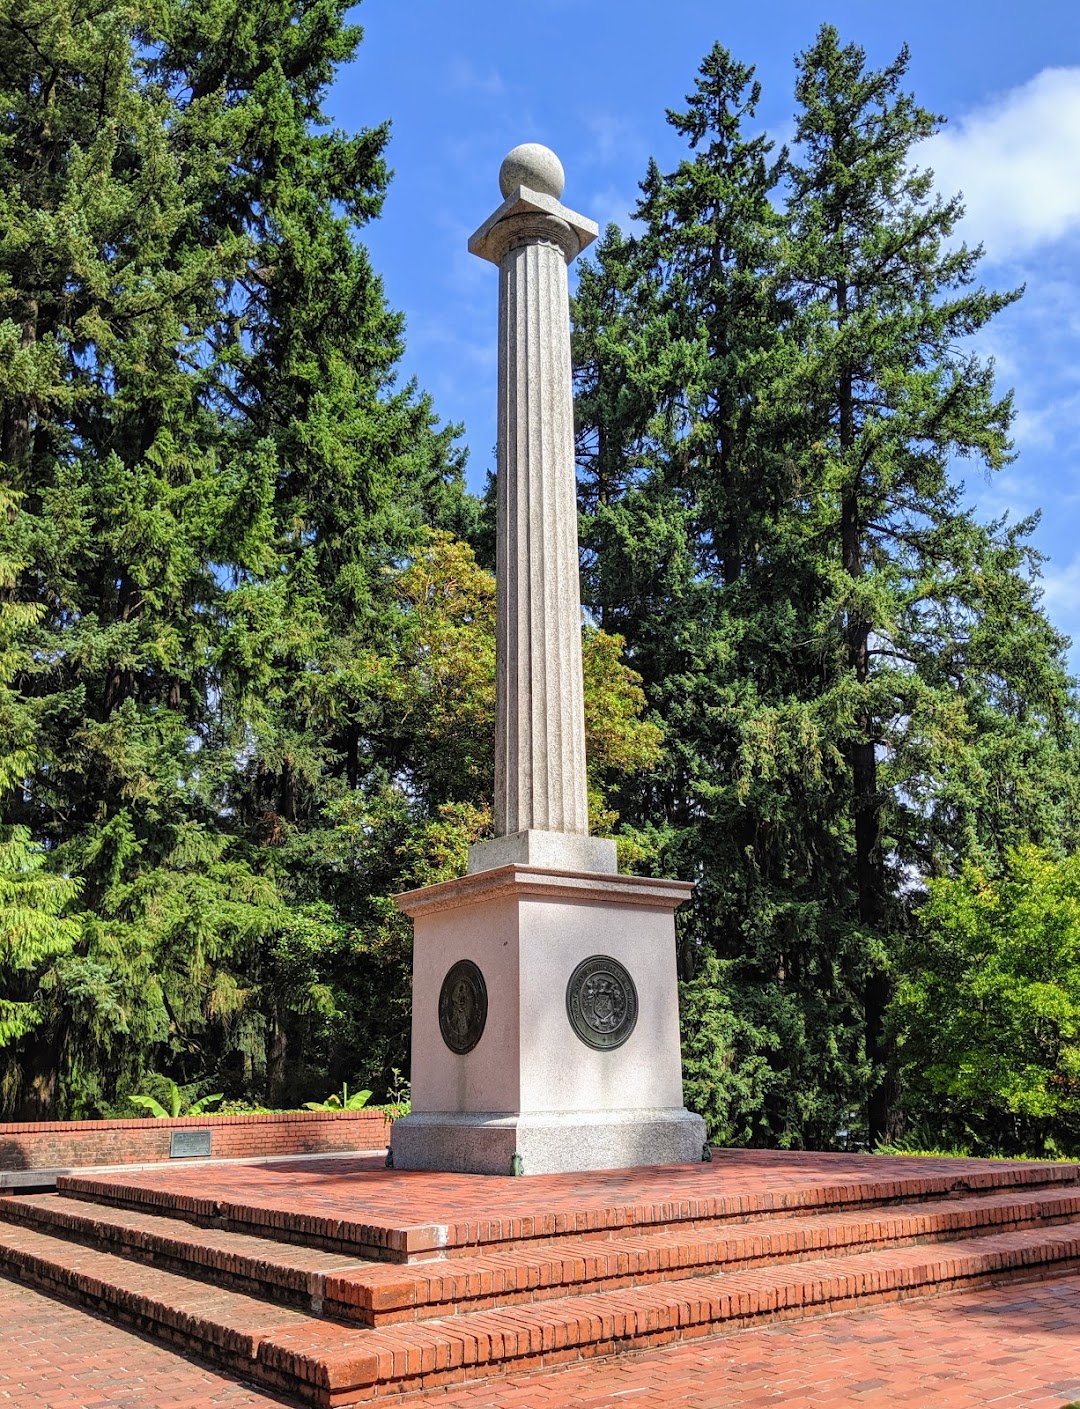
[575,46,873,1147]
[786,25,1079,1141]
[0,0,667,1113]
[0,0,461,1114]
[574,32,1080,1148]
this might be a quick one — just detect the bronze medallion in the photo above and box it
[438,959,488,1055]
[566,954,638,1050]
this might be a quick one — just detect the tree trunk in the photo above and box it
[839,339,892,1146]
[1,302,38,477]
[13,1025,61,1119]
[102,572,138,716]
[267,1013,287,1106]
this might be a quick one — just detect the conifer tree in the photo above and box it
[0,489,80,1094]
[0,0,667,1113]
[574,32,1080,1147]
[0,0,461,1113]
[786,25,1079,1141]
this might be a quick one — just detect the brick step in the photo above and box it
[0,1193,376,1312]
[330,1187,1080,1325]
[54,1154,1080,1260]
[2,1214,1079,1406]
[6,1185,1080,1326]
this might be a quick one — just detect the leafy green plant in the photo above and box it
[383,1068,411,1121]
[891,847,1080,1157]
[129,1078,223,1120]
[303,1081,372,1112]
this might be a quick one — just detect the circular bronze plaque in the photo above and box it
[438,959,488,1055]
[566,955,638,1051]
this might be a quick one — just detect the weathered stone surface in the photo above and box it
[498,142,565,199]
[466,829,617,875]
[389,1110,707,1177]
[391,864,702,1174]
[467,147,598,843]
[393,147,702,1176]
[467,186,597,267]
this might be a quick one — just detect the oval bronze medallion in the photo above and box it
[566,954,638,1051]
[438,959,488,1055]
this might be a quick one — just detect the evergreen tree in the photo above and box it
[786,25,1079,1141]
[576,46,873,1147]
[0,488,80,1096]
[574,32,1080,1148]
[0,0,461,1114]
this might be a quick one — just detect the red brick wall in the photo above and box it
[0,1110,391,1171]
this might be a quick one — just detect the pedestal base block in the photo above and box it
[467,830,617,876]
[390,1107,706,1177]
[391,864,702,1177]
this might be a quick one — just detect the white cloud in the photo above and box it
[924,67,1080,261]
[1040,552,1080,620]
[445,59,506,98]
[580,110,646,166]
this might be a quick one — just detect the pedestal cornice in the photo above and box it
[395,865,695,919]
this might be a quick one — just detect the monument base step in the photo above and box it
[2,1152,1079,1406]
[389,1107,707,1176]
[4,1182,1080,1327]
[1,1211,1079,1406]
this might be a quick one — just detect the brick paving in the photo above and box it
[2,1270,1079,1408]
[4,1153,1079,1405]
[57,1149,1080,1257]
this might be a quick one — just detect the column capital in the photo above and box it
[469,185,599,267]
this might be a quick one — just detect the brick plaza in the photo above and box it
[1,1150,1078,1407]
[2,1270,1079,1407]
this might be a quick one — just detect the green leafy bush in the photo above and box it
[891,847,1080,1157]
[303,1082,372,1112]
[129,1077,223,1119]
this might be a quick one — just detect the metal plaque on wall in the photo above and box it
[170,1129,212,1159]
[438,959,488,1055]
[566,954,638,1050]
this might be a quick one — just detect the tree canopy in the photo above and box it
[2,8,1077,1154]
[574,29,1080,1151]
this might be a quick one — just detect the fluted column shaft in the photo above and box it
[489,213,588,836]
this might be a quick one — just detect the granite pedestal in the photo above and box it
[389,863,706,1176]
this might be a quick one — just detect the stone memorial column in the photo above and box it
[389,146,705,1176]
[466,144,614,876]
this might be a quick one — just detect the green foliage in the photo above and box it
[0,504,82,1075]
[130,1077,223,1119]
[303,1081,372,1112]
[382,1067,411,1121]
[267,529,664,1096]
[0,827,80,1051]
[0,0,468,1116]
[574,31,1080,1150]
[4,3,1076,1155]
[680,954,785,1146]
[874,1126,973,1159]
[892,848,1080,1156]
[0,0,663,1121]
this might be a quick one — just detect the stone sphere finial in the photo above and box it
[499,143,565,200]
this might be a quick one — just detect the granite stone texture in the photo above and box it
[388,1110,707,1177]
[391,867,704,1174]
[466,828,617,875]
[498,141,565,199]
[392,147,701,1175]
[467,149,598,839]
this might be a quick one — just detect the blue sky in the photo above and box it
[328,1,1080,664]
